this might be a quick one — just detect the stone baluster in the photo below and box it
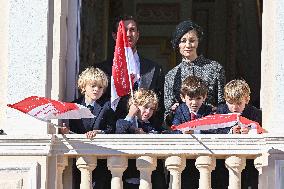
[136,156,157,189]
[225,156,246,189]
[56,155,68,189]
[254,154,270,189]
[76,156,97,189]
[254,155,264,174]
[195,155,216,189]
[107,156,128,189]
[165,156,186,189]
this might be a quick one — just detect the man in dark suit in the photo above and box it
[96,15,165,130]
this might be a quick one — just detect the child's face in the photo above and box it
[84,82,104,102]
[183,95,206,113]
[226,97,248,113]
[137,103,156,122]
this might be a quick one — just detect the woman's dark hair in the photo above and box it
[112,15,139,33]
[171,20,203,49]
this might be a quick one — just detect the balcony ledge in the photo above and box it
[1,134,283,157]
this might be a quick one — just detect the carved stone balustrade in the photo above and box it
[1,134,284,188]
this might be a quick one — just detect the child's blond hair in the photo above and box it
[224,79,250,104]
[77,67,108,94]
[128,89,159,111]
[180,76,208,98]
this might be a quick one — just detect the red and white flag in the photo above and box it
[7,96,94,121]
[171,113,265,134]
[111,21,140,110]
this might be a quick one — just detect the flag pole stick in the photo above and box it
[125,50,139,128]
[37,118,76,134]
[23,113,77,134]
[125,50,135,99]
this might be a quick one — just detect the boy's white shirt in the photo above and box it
[85,101,95,107]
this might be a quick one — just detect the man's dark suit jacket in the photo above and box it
[69,97,116,134]
[96,56,165,130]
[172,103,212,126]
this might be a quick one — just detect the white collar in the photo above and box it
[190,111,197,115]
[189,108,198,115]
[133,51,140,64]
[85,100,95,107]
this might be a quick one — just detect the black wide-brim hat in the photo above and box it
[171,20,203,49]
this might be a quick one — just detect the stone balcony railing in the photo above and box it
[1,134,284,189]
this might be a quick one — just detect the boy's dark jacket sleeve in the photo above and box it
[116,119,158,134]
[202,104,262,134]
[216,103,262,125]
[115,119,137,134]
[69,98,116,134]
[97,101,116,134]
[172,103,212,126]
[172,103,187,126]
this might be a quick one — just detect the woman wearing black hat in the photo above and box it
[164,20,226,120]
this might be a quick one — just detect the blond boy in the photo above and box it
[216,79,262,134]
[61,67,115,137]
[116,89,159,134]
[115,89,167,189]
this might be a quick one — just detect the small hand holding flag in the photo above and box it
[111,21,140,110]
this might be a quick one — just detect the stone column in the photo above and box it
[254,151,284,189]
[225,156,246,189]
[261,1,284,133]
[76,156,97,189]
[49,0,69,134]
[107,156,128,189]
[51,0,68,101]
[0,0,9,131]
[56,155,68,189]
[165,156,186,189]
[136,156,157,189]
[2,0,51,135]
[195,156,216,189]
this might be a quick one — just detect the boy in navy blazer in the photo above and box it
[116,89,160,134]
[172,76,212,129]
[60,67,115,189]
[171,76,212,189]
[116,89,167,189]
[215,79,262,134]
[213,80,262,189]
[61,67,115,136]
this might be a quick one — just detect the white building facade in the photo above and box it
[1,0,284,188]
